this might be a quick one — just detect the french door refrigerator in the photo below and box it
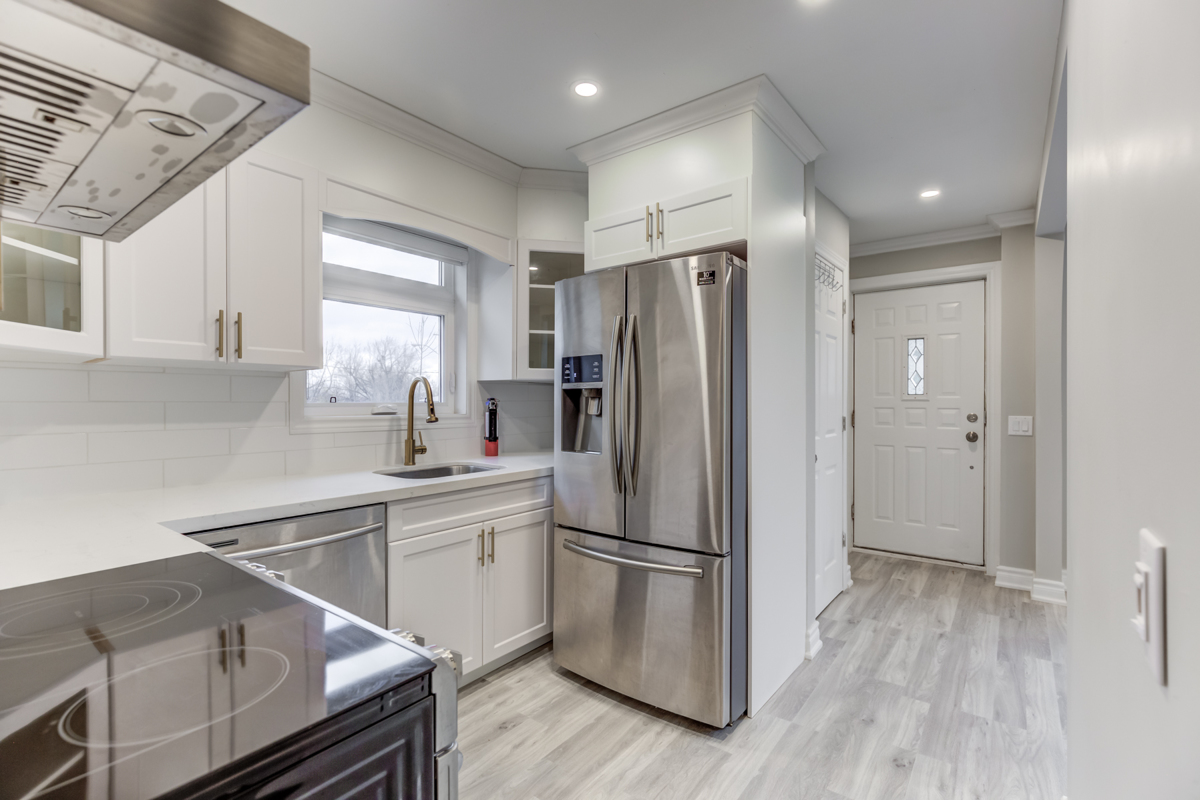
[553,251,747,728]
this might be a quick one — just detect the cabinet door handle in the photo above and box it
[218,627,228,673]
[217,309,225,358]
[478,530,485,566]
[656,202,662,239]
[488,527,495,563]
[645,206,651,242]
[235,312,243,359]
[237,622,246,667]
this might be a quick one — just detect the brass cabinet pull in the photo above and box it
[488,527,495,563]
[235,311,243,359]
[478,530,485,566]
[218,627,228,673]
[217,309,225,358]
[237,622,246,667]
[645,206,651,242]
[656,202,662,239]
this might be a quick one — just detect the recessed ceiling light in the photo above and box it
[920,189,941,198]
[573,81,599,98]
[58,205,109,219]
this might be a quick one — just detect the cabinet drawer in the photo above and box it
[387,477,553,542]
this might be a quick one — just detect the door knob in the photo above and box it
[966,431,979,443]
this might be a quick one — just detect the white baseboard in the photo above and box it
[805,621,823,660]
[844,563,854,589]
[994,565,1034,591]
[1032,578,1068,605]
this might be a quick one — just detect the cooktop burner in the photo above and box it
[0,552,432,800]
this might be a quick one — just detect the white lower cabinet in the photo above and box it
[387,505,553,678]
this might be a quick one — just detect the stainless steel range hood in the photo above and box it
[0,0,309,241]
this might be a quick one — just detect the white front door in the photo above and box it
[853,280,985,564]
[814,260,846,614]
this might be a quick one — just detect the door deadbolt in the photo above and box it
[966,431,979,443]
[967,413,978,423]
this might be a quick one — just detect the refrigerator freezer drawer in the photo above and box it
[553,528,732,727]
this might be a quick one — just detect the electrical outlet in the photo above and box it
[1132,528,1167,685]
[1007,415,1033,436]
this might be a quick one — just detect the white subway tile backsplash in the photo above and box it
[231,375,288,402]
[0,434,88,470]
[164,452,286,488]
[166,402,286,430]
[286,446,377,476]
[0,460,163,501]
[89,429,229,464]
[0,368,89,402]
[0,402,164,435]
[90,372,231,402]
[230,427,336,454]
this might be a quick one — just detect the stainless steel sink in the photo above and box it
[376,464,503,480]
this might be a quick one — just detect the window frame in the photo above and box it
[289,222,474,432]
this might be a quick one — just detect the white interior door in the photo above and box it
[814,260,846,614]
[853,281,985,564]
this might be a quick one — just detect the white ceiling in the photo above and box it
[224,0,1063,245]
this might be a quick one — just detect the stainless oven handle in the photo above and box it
[562,539,704,578]
[226,523,384,560]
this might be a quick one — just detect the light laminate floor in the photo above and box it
[457,552,1068,800]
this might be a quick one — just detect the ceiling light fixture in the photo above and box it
[920,190,941,198]
[573,81,599,98]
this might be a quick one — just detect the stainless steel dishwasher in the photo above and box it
[188,505,387,627]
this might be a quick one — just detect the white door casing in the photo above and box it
[814,256,846,614]
[853,280,986,564]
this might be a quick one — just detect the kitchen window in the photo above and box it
[303,216,465,421]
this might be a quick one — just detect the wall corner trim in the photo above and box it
[309,70,524,186]
[567,75,826,167]
[518,168,588,192]
[848,224,996,258]
[995,565,1035,591]
[805,621,823,661]
[986,208,1037,230]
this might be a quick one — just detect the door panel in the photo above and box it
[106,172,226,361]
[483,508,553,663]
[657,179,748,258]
[814,260,846,614]
[553,267,626,539]
[625,253,734,555]
[387,525,484,675]
[853,281,985,563]
[553,528,731,727]
[584,206,655,272]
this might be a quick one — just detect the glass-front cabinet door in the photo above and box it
[0,220,104,360]
[516,240,584,380]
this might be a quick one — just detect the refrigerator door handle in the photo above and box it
[609,315,625,494]
[562,539,704,578]
[622,315,642,495]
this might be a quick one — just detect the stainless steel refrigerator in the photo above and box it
[553,251,747,728]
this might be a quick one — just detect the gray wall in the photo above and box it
[849,230,1038,572]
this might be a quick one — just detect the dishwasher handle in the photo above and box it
[225,522,384,560]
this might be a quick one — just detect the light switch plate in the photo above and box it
[1007,415,1034,436]
[1132,528,1167,685]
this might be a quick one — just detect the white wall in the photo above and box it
[1034,236,1065,586]
[747,114,809,714]
[815,190,851,263]
[478,381,554,453]
[517,170,587,243]
[1067,0,1200,794]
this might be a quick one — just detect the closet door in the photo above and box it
[226,150,322,368]
[106,172,227,361]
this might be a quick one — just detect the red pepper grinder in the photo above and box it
[484,398,499,457]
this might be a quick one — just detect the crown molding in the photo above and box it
[849,224,997,259]
[309,70,524,186]
[987,208,1037,229]
[568,75,825,167]
[518,168,588,192]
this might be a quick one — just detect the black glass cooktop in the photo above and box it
[0,552,432,800]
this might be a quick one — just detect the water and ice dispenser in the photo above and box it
[560,353,605,454]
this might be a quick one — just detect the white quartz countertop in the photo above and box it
[0,453,553,592]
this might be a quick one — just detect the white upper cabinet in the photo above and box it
[107,172,227,362]
[227,150,322,369]
[584,179,747,271]
[0,222,104,362]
